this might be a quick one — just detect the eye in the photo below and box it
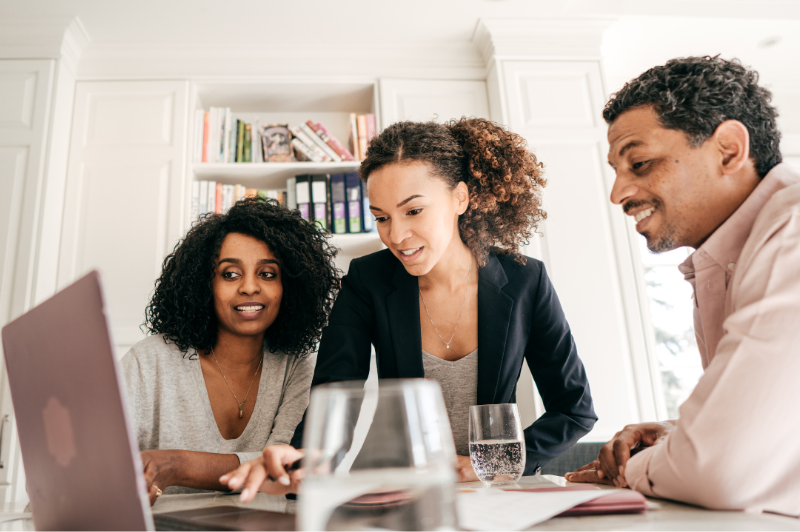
[222,271,241,280]
[632,160,649,171]
[407,208,422,216]
[259,271,276,279]
[375,216,389,223]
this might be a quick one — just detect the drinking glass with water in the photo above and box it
[298,379,458,531]
[468,404,525,485]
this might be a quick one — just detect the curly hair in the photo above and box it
[359,118,546,266]
[144,196,340,357]
[603,56,781,178]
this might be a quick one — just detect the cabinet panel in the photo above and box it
[0,71,37,129]
[59,81,188,357]
[379,79,489,127]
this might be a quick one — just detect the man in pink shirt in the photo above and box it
[566,56,800,516]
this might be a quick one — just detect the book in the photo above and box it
[202,112,209,163]
[215,183,223,214]
[308,122,354,161]
[245,188,257,199]
[345,172,362,233]
[234,184,243,204]
[191,181,200,221]
[310,174,329,231]
[357,115,369,161]
[230,116,238,163]
[300,123,341,162]
[219,108,227,163]
[349,113,360,160]
[365,114,377,145]
[330,174,347,234]
[361,180,374,232]
[194,110,204,163]
[199,180,209,217]
[295,175,312,222]
[243,124,252,163]
[206,181,216,216]
[222,184,234,213]
[291,138,316,162]
[223,108,232,163]
[262,124,294,162]
[290,126,331,162]
[237,120,245,163]
[286,176,297,210]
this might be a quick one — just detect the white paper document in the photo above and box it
[457,488,611,531]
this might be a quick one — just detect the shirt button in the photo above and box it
[728,262,736,271]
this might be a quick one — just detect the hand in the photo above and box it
[581,421,674,488]
[141,450,182,506]
[455,455,479,483]
[220,444,304,502]
[563,460,615,486]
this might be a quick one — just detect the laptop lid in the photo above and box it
[1,270,153,531]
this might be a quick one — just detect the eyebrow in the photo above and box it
[369,194,425,212]
[218,258,279,266]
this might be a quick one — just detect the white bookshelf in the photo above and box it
[187,79,385,273]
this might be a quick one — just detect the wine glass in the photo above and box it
[298,379,458,531]
[468,404,525,486]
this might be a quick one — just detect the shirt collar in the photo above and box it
[684,163,800,273]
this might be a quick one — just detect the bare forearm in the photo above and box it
[170,451,242,491]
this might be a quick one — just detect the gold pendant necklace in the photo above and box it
[209,347,263,420]
[419,259,472,350]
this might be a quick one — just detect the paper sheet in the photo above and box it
[457,488,613,530]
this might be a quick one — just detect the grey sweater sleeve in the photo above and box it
[121,347,155,452]
[265,352,317,447]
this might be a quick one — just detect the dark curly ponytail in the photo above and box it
[360,117,546,266]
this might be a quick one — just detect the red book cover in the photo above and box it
[202,112,209,163]
[215,183,222,214]
[309,121,355,161]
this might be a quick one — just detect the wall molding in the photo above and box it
[0,17,89,74]
[473,18,615,67]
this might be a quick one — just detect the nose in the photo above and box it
[388,218,412,246]
[239,272,260,295]
[609,172,638,206]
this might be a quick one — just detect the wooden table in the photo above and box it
[1,475,798,530]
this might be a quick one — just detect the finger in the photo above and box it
[596,441,619,485]
[224,461,252,491]
[612,438,632,488]
[264,450,294,486]
[240,464,269,502]
[569,461,599,474]
[565,469,614,485]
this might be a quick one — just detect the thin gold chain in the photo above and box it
[209,347,263,419]
[419,260,472,350]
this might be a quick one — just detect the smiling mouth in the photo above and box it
[399,247,422,256]
[634,207,655,223]
[235,305,264,312]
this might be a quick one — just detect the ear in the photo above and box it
[454,181,470,215]
[713,120,750,175]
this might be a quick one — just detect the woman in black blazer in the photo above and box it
[223,118,596,498]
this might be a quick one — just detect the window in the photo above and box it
[639,239,703,420]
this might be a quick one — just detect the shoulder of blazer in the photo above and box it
[346,248,401,289]
[491,252,546,295]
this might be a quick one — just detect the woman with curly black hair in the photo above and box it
[224,118,597,499]
[121,196,339,504]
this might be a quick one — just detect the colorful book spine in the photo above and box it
[330,174,347,234]
[237,121,245,163]
[365,114,377,145]
[361,180,375,232]
[243,124,252,163]
[206,181,216,216]
[223,108,232,163]
[291,138,316,162]
[357,115,368,161]
[215,183,223,214]
[295,175,312,222]
[345,172,362,233]
[349,113,360,160]
[305,121,347,162]
[245,188,258,199]
[286,177,297,210]
[299,124,340,162]
[202,112,209,163]
[317,122,355,161]
[289,126,331,162]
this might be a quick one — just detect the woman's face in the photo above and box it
[211,232,283,339]
[368,161,469,277]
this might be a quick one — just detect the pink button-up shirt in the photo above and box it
[625,163,800,516]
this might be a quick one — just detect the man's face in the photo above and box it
[607,106,723,251]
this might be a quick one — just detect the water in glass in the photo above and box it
[468,404,525,485]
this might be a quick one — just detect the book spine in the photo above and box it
[245,188,257,199]
[191,181,200,222]
[219,108,227,162]
[291,138,322,162]
[243,124,252,163]
[286,177,297,210]
[365,114,377,144]
[306,121,348,162]
[202,112,209,163]
[206,181,216,215]
[316,122,355,161]
[234,184,243,204]
[349,113,360,161]
[295,175,312,222]
[229,115,238,163]
[251,120,261,163]
[194,110,204,163]
[215,183,223,214]
[361,180,374,232]
[357,115,368,161]
[199,180,208,216]
[330,174,347,234]
[223,108,232,163]
[345,172,362,233]
[300,123,341,162]
[290,127,330,162]
[237,120,245,163]
[221,184,233,213]
[311,174,329,231]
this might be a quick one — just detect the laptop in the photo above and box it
[1,271,294,531]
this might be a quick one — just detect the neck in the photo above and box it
[692,167,761,249]
[419,240,474,291]
[208,328,265,365]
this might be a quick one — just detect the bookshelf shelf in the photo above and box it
[192,162,361,184]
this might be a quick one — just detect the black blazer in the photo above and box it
[292,249,597,475]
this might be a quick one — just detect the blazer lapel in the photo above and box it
[477,253,514,405]
[385,261,424,378]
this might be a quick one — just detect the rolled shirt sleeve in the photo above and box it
[625,204,800,516]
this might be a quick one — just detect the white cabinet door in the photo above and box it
[500,61,658,440]
[0,58,56,502]
[379,79,490,128]
[58,81,189,358]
